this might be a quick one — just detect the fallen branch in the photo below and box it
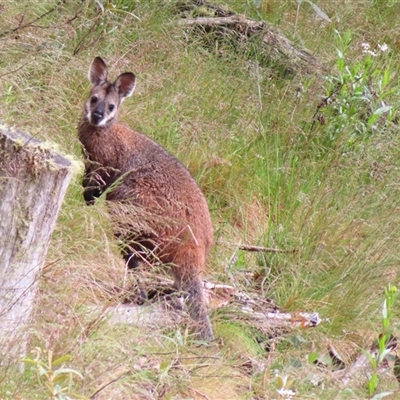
[178,7,328,77]
[178,15,264,31]
[85,277,323,335]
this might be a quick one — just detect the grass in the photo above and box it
[2,0,400,398]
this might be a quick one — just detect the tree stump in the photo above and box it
[0,125,73,359]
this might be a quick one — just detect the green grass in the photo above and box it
[2,0,400,398]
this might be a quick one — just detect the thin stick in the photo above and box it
[0,63,28,79]
[0,1,63,39]
[218,240,297,254]
[89,365,130,399]
[237,244,296,253]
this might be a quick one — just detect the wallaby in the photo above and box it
[78,57,214,340]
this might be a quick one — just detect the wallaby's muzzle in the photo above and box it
[91,105,105,125]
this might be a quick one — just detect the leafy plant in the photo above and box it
[22,348,86,400]
[314,30,395,151]
[365,284,397,398]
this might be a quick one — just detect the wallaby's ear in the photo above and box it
[114,73,136,100]
[89,57,108,86]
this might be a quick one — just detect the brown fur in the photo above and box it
[78,57,214,340]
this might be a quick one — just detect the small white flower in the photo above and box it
[361,42,370,50]
[362,42,389,55]
[277,388,296,398]
[361,42,377,56]
[378,43,389,52]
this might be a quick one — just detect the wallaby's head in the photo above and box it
[84,57,136,128]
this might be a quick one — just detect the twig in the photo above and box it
[189,388,210,400]
[173,355,221,360]
[238,244,296,253]
[72,14,103,56]
[0,63,28,79]
[0,1,64,39]
[89,365,130,399]
[42,258,61,273]
[218,240,297,253]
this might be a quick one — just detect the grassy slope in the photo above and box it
[2,0,400,398]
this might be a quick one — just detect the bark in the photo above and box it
[0,125,72,359]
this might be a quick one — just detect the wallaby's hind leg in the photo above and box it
[172,267,213,341]
[185,276,214,341]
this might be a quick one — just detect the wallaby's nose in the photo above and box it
[92,110,103,125]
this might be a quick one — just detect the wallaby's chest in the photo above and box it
[82,127,132,170]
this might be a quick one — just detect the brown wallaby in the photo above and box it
[78,57,214,340]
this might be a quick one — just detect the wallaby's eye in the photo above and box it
[91,96,98,104]
[109,104,115,112]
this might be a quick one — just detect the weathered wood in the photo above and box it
[86,278,323,335]
[178,4,328,77]
[0,125,72,359]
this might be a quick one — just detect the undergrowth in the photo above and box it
[1,0,400,398]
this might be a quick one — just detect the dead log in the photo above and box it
[178,9,328,77]
[0,125,73,359]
